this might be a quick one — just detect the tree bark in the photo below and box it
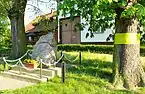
[113,10,145,89]
[8,0,27,59]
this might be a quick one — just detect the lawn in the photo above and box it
[1,52,145,94]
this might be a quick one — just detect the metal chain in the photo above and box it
[3,58,19,67]
[54,54,64,65]
[3,50,29,62]
[2,50,65,71]
[39,54,64,66]
[63,53,79,63]
[2,50,30,67]
[40,60,53,66]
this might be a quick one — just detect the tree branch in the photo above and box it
[27,3,44,14]
[37,0,55,3]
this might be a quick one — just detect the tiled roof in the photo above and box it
[25,11,56,33]
[25,22,35,33]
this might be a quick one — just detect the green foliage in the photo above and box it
[59,0,145,33]
[58,44,145,56]
[134,3,145,19]
[0,64,5,71]
[0,0,12,49]
[121,0,127,7]
[0,16,11,49]
[121,3,145,19]
[121,6,136,18]
[58,44,113,54]
[59,0,116,33]
[0,64,9,71]
[0,0,11,17]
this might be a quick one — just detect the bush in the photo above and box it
[0,17,11,49]
[58,44,145,55]
[58,44,113,54]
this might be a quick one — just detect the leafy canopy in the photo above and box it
[0,15,11,49]
[59,0,145,32]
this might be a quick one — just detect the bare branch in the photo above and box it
[37,0,55,3]
[27,3,44,14]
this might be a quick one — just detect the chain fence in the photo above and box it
[60,51,82,64]
[2,51,81,82]
[2,50,64,72]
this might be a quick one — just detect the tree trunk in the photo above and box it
[113,13,145,89]
[8,0,27,59]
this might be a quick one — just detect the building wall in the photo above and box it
[80,18,113,43]
[59,17,81,44]
[58,14,113,43]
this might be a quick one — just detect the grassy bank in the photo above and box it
[1,52,145,94]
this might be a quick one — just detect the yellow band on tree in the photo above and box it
[114,33,140,44]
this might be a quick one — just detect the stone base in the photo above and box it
[0,67,62,83]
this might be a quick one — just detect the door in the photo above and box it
[60,16,80,44]
[61,19,72,44]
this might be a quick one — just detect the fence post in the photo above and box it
[60,51,63,63]
[40,59,42,79]
[3,61,6,71]
[62,62,65,83]
[19,60,21,74]
[79,51,81,65]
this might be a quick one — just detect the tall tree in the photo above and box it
[0,0,27,59]
[8,0,27,59]
[0,0,56,59]
[59,0,145,89]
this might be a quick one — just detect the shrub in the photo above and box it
[58,44,145,55]
[58,44,113,54]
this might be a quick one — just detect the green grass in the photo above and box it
[1,52,145,94]
[0,63,9,71]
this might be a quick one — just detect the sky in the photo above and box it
[24,0,57,26]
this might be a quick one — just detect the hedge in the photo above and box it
[1,44,145,56]
[58,44,145,56]
[57,44,113,54]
